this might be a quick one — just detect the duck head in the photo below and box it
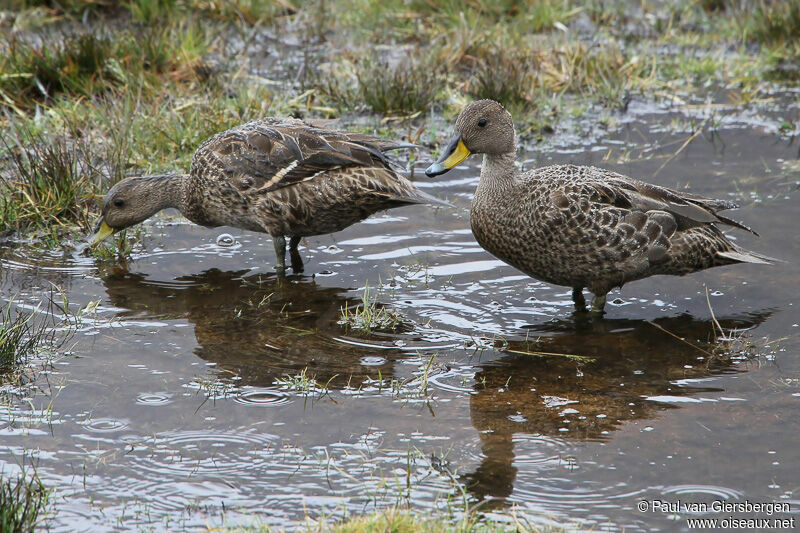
[425,100,515,177]
[89,175,182,245]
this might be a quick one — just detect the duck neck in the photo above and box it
[476,151,517,198]
[148,173,190,214]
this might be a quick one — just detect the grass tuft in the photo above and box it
[339,282,408,334]
[358,53,444,115]
[468,48,540,114]
[0,468,50,533]
[746,0,800,45]
[0,33,112,109]
[0,126,98,233]
[0,23,212,113]
[0,302,42,375]
[220,505,559,532]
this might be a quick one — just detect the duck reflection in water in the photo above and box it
[463,311,770,506]
[99,267,417,388]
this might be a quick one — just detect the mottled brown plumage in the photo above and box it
[427,100,771,312]
[91,117,446,271]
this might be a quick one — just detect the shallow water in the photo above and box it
[1,99,799,531]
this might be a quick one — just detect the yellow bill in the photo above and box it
[89,218,118,245]
[425,135,471,177]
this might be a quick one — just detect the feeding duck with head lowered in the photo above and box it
[426,99,772,313]
[90,117,447,272]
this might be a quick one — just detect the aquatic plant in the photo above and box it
[0,302,41,375]
[219,504,562,532]
[0,468,50,533]
[0,292,93,379]
[339,283,408,334]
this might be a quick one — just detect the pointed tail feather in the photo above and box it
[715,213,760,236]
[401,188,454,208]
[415,189,454,208]
[717,249,780,265]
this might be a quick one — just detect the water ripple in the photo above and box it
[661,484,744,501]
[136,392,174,406]
[78,418,130,433]
[128,429,279,477]
[233,388,292,407]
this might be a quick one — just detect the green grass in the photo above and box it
[0,126,97,233]
[0,469,50,533]
[743,0,800,45]
[467,48,539,114]
[0,22,213,113]
[339,283,408,334]
[0,33,113,111]
[1,0,799,248]
[219,506,560,532]
[5,0,295,24]
[5,0,117,17]
[354,51,445,116]
[0,291,91,380]
[0,301,43,375]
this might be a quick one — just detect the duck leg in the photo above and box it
[572,287,587,313]
[289,236,304,273]
[590,293,607,313]
[273,235,287,273]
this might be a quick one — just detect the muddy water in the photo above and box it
[1,102,799,532]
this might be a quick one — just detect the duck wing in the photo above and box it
[596,171,757,236]
[194,119,413,194]
[533,165,758,282]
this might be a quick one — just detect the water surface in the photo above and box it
[1,100,799,531]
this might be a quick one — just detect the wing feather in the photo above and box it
[195,119,413,194]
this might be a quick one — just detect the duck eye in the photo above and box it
[478,119,487,127]
[113,198,125,207]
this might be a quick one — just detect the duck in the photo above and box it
[90,117,447,272]
[425,99,771,313]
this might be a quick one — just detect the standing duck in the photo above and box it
[426,100,771,313]
[90,118,446,272]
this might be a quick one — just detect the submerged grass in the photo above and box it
[339,283,408,334]
[0,290,93,382]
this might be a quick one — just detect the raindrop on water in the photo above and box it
[216,233,236,247]
[360,356,387,366]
